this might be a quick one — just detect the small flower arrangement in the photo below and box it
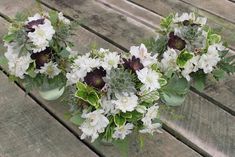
[145,12,235,92]
[3,10,78,95]
[66,45,167,142]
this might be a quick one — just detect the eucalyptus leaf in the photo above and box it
[70,113,84,125]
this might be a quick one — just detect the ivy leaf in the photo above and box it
[208,34,221,44]
[161,91,186,106]
[76,81,87,91]
[87,91,100,109]
[159,78,167,87]
[176,50,193,68]
[3,34,15,43]
[114,115,126,127]
[49,11,58,26]
[70,113,84,125]
[212,69,225,81]
[121,112,132,119]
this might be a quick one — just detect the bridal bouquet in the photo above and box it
[66,45,167,142]
[3,11,78,98]
[145,12,235,92]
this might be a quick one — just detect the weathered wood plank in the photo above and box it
[35,0,235,156]
[128,0,235,50]
[180,0,235,24]
[124,0,235,114]
[0,2,202,157]
[0,72,98,157]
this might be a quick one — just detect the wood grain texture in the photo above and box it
[180,0,235,24]
[126,0,235,114]
[0,72,98,157]
[128,0,235,50]
[0,2,201,157]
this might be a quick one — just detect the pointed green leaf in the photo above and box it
[114,115,126,127]
[177,50,193,68]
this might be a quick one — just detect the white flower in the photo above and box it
[66,69,87,85]
[141,105,159,126]
[130,43,157,66]
[198,44,221,73]
[101,52,120,71]
[58,12,70,25]
[181,55,200,81]
[160,48,179,72]
[28,19,55,53]
[26,13,43,23]
[136,68,160,92]
[100,96,118,115]
[173,12,195,23]
[136,105,147,114]
[66,46,78,58]
[74,54,100,73]
[112,92,138,113]
[139,123,162,135]
[4,43,32,79]
[39,61,61,78]
[112,123,134,139]
[80,109,109,142]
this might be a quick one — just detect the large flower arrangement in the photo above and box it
[3,11,78,92]
[66,45,167,142]
[145,12,235,92]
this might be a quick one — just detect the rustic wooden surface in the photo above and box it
[0,0,235,157]
[0,71,98,157]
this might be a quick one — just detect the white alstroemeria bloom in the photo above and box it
[101,52,120,71]
[181,55,200,81]
[198,44,221,73]
[139,123,162,135]
[112,92,138,113]
[28,19,55,53]
[66,46,78,58]
[80,110,109,142]
[130,43,157,66]
[39,61,61,78]
[74,54,100,73]
[136,68,160,92]
[160,48,179,72]
[173,12,195,23]
[7,54,32,79]
[101,96,118,115]
[66,68,87,85]
[112,123,134,140]
[141,105,159,126]
[58,12,70,25]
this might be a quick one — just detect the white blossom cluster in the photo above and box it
[159,12,226,81]
[68,44,163,142]
[4,12,72,79]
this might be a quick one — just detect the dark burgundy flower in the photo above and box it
[84,68,106,90]
[123,56,144,72]
[168,32,186,51]
[25,18,45,32]
[31,48,52,69]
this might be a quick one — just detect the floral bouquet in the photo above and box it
[3,11,78,100]
[66,45,167,142]
[145,12,235,93]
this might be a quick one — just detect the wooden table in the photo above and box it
[0,0,234,157]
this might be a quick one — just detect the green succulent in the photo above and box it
[104,68,136,96]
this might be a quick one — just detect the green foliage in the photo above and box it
[144,36,167,55]
[70,113,85,125]
[206,28,221,45]
[114,114,126,127]
[75,82,100,109]
[160,75,190,106]
[191,70,207,92]
[160,14,174,33]
[105,68,136,96]
[212,68,225,81]
[140,90,160,103]
[176,50,193,68]
[217,50,235,74]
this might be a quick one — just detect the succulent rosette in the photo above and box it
[66,44,167,142]
[3,11,78,92]
[145,12,235,93]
